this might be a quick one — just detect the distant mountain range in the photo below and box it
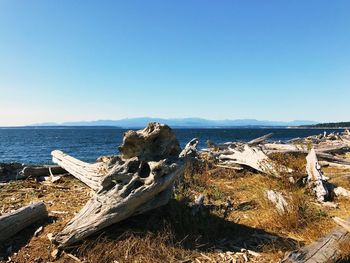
[31,118,318,128]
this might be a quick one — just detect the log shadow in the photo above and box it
[73,199,299,256]
[0,216,57,259]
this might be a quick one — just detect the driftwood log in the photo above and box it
[204,142,288,176]
[20,165,66,177]
[217,143,277,174]
[0,164,66,183]
[264,143,350,157]
[263,130,350,167]
[306,149,330,202]
[248,133,273,145]
[282,217,350,263]
[0,202,48,242]
[51,123,196,248]
[255,144,350,167]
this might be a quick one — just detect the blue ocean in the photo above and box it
[0,127,340,164]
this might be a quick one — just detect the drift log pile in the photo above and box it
[203,129,350,173]
[263,130,350,166]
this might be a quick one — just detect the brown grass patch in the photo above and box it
[338,238,350,262]
[269,152,306,188]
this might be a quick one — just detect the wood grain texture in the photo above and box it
[0,202,48,242]
[282,217,350,263]
[51,123,196,248]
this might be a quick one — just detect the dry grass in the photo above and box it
[1,155,350,262]
[76,227,192,263]
[0,177,90,262]
[264,190,328,236]
[269,152,307,188]
[338,238,350,262]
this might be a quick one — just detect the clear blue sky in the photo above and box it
[0,0,349,126]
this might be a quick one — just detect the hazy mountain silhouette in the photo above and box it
[32,118,317,128]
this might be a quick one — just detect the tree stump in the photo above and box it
[51,123,196,248]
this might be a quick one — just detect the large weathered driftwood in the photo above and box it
[218,143,277,174]
[306,149,330,202]
[118,123,181,161]
[201,133,296,175]
[204,142,285,175]
[52,123,195,248]
[0,202,48,242]
[282,217,350,263]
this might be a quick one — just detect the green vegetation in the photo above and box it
[303,122,350,128]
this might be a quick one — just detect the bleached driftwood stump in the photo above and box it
[51,123,196,248]
[306,148,330,202]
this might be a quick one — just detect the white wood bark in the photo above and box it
[263,143,306,153]
[315,140,350,154]
[306,149,329,202]
[265,190,288,214]
[334,187,350,198]
[263,135,350,155]
[179,138,199,157]
[263,143,350,168]
[217,143,281,175]
[0,202,48,242]
[52,150,106,191]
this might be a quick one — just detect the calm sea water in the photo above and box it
[0,127,340,164]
